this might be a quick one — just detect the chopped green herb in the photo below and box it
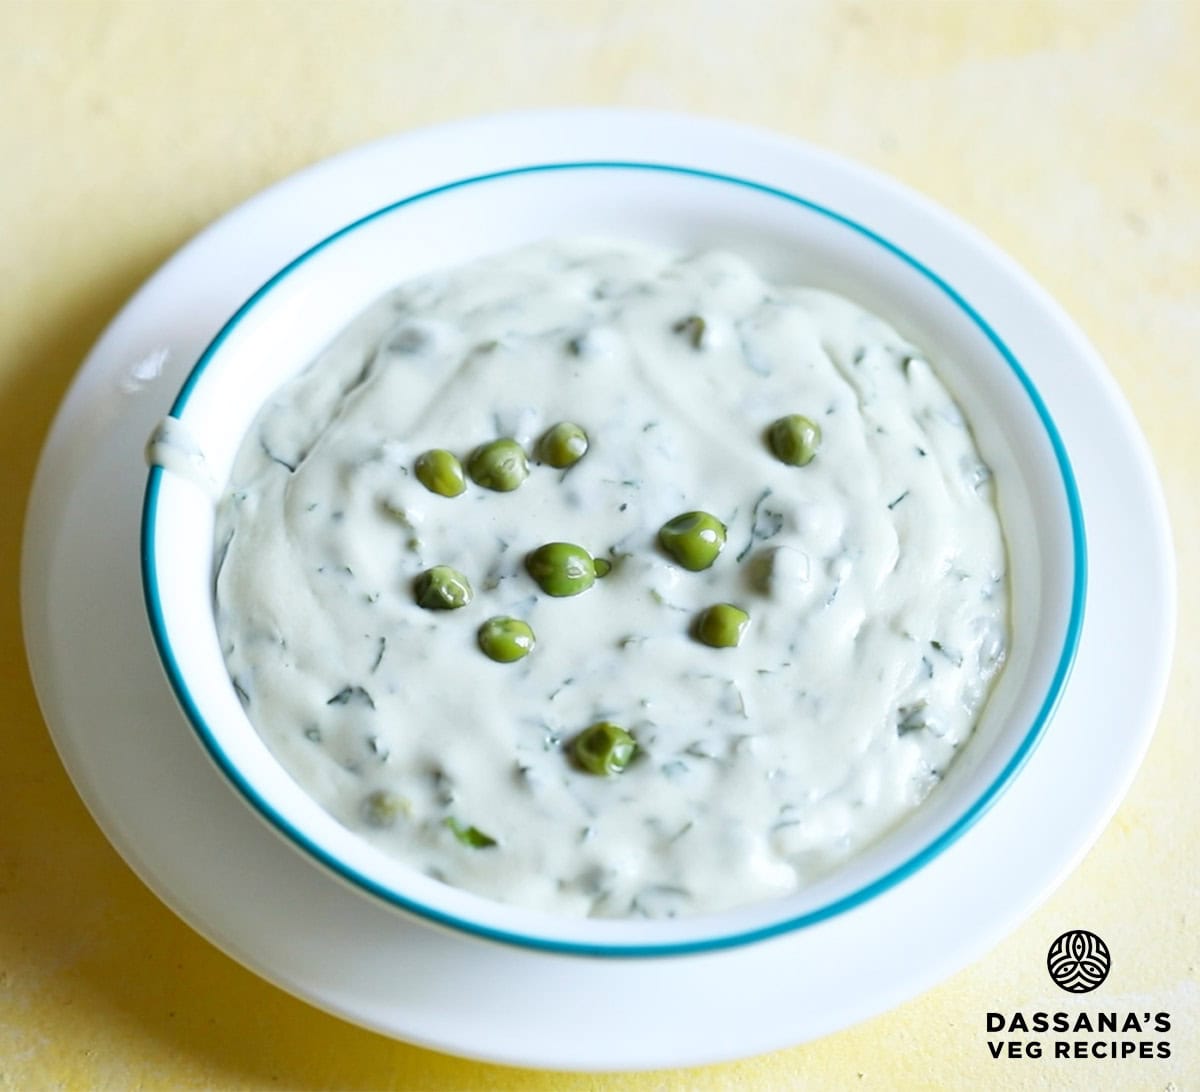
[673,315,707,348]
[444,817,498,848]
[327,685,376,709]
[737,489,783,562]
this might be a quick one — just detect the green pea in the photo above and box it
[695,603,750,648]
[767,414,821,466]
[362,790,406,829]
[592,557,613,578]
[658,510,727,571]
[537,421,589,468]
[414,448,466,497]
[526,542,597,597]
[414,565,473,610]
[572,721,637,776]
[477,616,536,663]
[467,438,529,492]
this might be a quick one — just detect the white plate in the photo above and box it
[21,110,1175,1070]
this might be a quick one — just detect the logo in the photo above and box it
[1047,929,1111,993]
[986,931,1171,1061]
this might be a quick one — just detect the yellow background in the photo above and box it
[3,1,1197,1088]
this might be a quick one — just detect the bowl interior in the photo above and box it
[143,163,1083,955]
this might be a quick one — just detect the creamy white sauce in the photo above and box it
[146,415,218,498]
[213,240,1008,918]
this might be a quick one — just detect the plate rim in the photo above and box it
[20,108,1175,1069]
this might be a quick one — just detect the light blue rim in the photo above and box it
[142,161,1087,958]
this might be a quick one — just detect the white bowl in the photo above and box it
[141,161,1085,957]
